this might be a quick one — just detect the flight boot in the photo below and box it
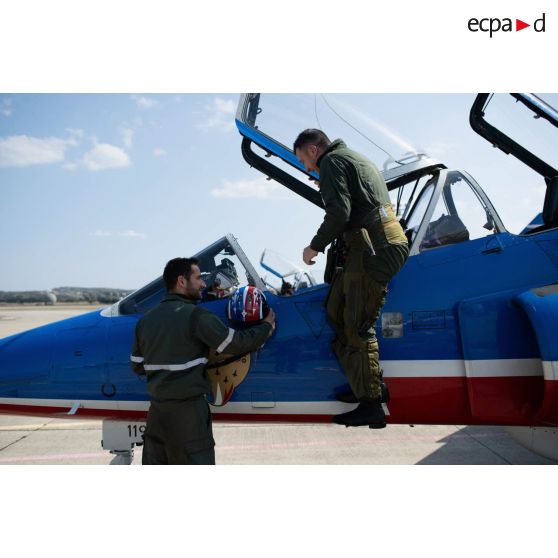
[332,399,386,429]
[335,391,359,403]
[335,378,390,404]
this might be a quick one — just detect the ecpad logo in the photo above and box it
[468,13,546,37]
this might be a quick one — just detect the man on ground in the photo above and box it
[131,257,275,464]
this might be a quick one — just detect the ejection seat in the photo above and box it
[420,213,470,251]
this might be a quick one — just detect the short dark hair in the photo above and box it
[163,257,199,291]
[293,129,331,152]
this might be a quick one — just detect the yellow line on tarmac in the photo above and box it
[0,422,101,431]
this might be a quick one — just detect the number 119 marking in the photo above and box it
[127,424,146,438]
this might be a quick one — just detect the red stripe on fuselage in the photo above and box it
[0,376,550,426]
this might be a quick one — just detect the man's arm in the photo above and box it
[193,306,275,356]
[310,156,351,252]
[130,323,146,376]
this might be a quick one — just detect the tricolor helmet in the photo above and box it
[227,286,270,324]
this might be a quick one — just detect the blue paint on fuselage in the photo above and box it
[381,231,558,362]
[1,228,558,405]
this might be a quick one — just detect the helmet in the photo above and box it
[227,286,269,324]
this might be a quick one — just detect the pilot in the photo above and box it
[280,281,294,296]
[203,277,228,301]
[294,129,409,428]
[130,257,275,465]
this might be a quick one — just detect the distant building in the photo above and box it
[0,287,132,304]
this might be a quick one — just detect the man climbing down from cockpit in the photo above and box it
[294,129,409,428]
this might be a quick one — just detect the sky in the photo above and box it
[1,92,557,292]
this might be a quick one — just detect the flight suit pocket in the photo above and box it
[325,267,345,330]
[379,204,407,245]
[182,400,215,453]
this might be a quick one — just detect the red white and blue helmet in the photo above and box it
[227,286,269,324]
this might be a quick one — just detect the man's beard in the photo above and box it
[185,285,202,300]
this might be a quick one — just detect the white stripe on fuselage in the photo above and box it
[0,397,355,415]
[464,359,543,378]
[543,361,558,382]
[0,359,553,416]
[383,358,543,378]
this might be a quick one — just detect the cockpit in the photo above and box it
[116,235,258,315]
[109,93,558,318]
[235,93,506,259]
[392,168,504,255]
[112,234,316,317]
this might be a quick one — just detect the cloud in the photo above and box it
[0,135,77,168]
[119,230,147,238]
[131,94,159,109]
[1,98,12,117]
[66,128,84,140]
[153,147,166,156]
[62,162,78,171]
[210,177,297,200]
[423,141,458,159]
[90,229,146,238]
[196,97,236,132]
[121,128,134,150]
[82,143,131,171]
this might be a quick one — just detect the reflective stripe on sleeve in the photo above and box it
[216,328,235,354]
[143,357,209,372]
[130,355,144,363]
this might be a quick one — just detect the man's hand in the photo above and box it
[263,308,276,333]
[303,246,318,265]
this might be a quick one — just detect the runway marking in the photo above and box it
[0,452,108,464]
[0,422,100,432]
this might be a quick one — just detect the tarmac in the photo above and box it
[0,304,555,465]
[0,413,555,464]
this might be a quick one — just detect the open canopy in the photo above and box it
[470,93,558,229]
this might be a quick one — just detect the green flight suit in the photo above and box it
[311,140,409,401]
[131,293,272,465]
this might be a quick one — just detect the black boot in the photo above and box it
[335,382,390,405]
[381,381,390,404]
[335,391,358,403]
[332,399,386,429]
[379,369,390,404]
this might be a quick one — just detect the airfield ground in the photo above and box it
[0,305,555,465]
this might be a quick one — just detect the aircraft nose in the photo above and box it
[0,329,52,389]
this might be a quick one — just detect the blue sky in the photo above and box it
[1,93,556,291]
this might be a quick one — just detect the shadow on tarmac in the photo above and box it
[416,426,556,465]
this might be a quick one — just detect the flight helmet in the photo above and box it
[227,285,270,324]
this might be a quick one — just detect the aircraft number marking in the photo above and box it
[127,423,146,439]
